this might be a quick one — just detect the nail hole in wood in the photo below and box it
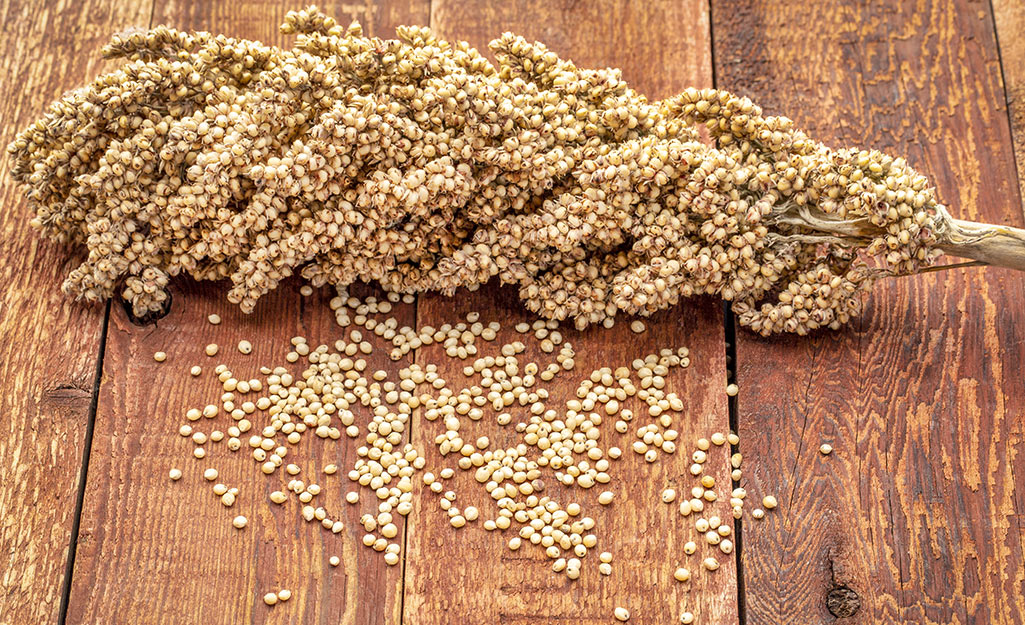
[122,292,173,326]
[826,585,861,618]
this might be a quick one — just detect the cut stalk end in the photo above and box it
[935,215,1025,272]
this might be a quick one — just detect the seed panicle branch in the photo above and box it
[7,5,1024,335]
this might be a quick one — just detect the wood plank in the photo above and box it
[403,4,734,624]
[713,1,1025,623]
[65,2,428,624]
[0,1,153,623]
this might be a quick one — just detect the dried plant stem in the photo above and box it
[935,216,1025,271]
[770,203,1025,272]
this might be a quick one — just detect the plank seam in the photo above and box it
[56,299,111,625]
[987,0,1025,221]
[399,8,430,622]
[722,301,745,625]
[710,1,745,621]
[397,289,418,625]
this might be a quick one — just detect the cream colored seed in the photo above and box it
[277,589,292,602]
[190,365,202,376]
[205,343,218,357]
[683,541,696,555]
[329,556,340,567]
[208,314,221,325]
[203,468,218,481]
[232,515,248,529]
[237,340,252,354]
[630,320,645,333]
[661,488,676,503]
[153,351,166,362]
[674,567,691,582]
[680,612,694,624]
[820,443,833,455]
[752,509,765,520]
[762,495,778,509]
[728,433,740,445]
[703,557,720,571]
[263,592,277,606]
[726,383,738,396]
[598,491,614,505]
[169,468,182,481]
[614,607,631,622]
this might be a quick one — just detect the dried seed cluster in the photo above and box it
[8,6,950,335]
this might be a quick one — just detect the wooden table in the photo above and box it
[2,1,1024,623]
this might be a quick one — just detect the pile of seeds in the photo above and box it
[13,6,1019,337]
[163,287,785,623]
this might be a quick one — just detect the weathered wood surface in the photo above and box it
[715,1,1025,624]
[402,3,734,624]
[0,1,151,624]
[64,2,427,624]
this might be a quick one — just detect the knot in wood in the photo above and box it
[122,291,172,326]
[826,585,861,618]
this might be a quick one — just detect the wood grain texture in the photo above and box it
[993,0,1025,205]
[714,1,1025,624]
[65,2,427,624]
[402,4,730,624]
[0,1,152,623]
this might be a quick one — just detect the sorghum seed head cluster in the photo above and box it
[7,6,945,333]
